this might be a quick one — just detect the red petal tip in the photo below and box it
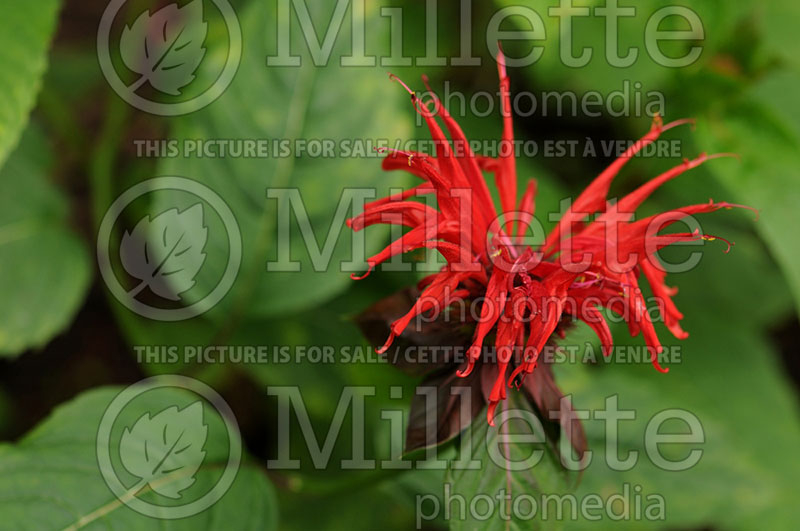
[456,360,475,378]
[375,330,397,355]
[496,42,508,80]
[651,355,670,374]
[506,365,525,388]
[350,263,374,281]
[487,402,499,426]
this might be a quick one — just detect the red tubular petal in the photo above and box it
[516,179,537,242]
[544,116,694,251]
[623,272,670,373]
[386,272,469,342]
[475,155,501,173]
[495,46,518,217]
[361,218,475,272]
[349,201,437,231]
[640,260,687,341]
[650,346,669,373]
[457,358,476,378]
[381,151,439,180]
[420,75,497,234]
[363,184,434,212]
[465,270,510,368]
[574,304,614,356]
[590,152,743,232]
[608,153,715,221]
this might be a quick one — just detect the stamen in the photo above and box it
[652,113,663,129]
[374,146,417,167]
[701,233,734,253]
[720,201,760,221]
[660,117,696,133]
[706,152,741,162]
[570,271,602,289]
[388,73,416,99]
[507,364,528,389]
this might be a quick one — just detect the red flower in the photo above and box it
[349,51,754,427]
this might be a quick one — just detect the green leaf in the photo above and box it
[119,402,208,499]
[447,393,568,530]
[0,386,278,529]
[0,0,61,168]
[278,476,432,531]
[760,2,800,69]
[698,70,800,317]
[551,220,800,528]
[0,125,91,356]
[155,0,412,322]
[492,0,748,101]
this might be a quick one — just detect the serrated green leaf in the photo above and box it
[0,386,278,530]
[0,0,61,169]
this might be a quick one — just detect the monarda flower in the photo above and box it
[349,51,752,448]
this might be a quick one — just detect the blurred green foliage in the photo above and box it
[0,0,798,529]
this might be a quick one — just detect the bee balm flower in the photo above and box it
[349,51,753,428]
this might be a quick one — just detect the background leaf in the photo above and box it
[0,0,61,169]
[1,0,799,529]
[0,125,91,356]
[119,402,208,499]
[154,0,413,323]
[698,71,800,317]
[546,191,800,529]
[447,393,568,530]
[0,386,278,530]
